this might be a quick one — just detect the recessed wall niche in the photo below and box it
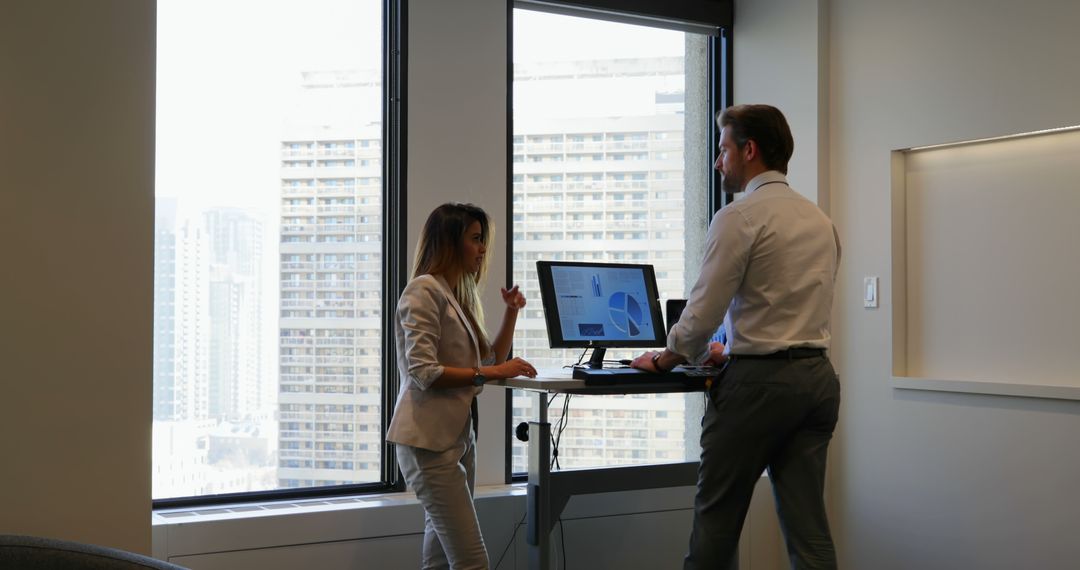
[891,126,1080,400]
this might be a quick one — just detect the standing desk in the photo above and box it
[490,369,707,570]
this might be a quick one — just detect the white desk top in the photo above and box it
[488,368,581,392]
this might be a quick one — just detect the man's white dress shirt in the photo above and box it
[668,171,841,363]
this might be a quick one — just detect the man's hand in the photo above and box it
[631,349,685,372]
[703,342,727,366]
[631,351,662,372]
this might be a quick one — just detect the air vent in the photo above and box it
[156,497,371,518]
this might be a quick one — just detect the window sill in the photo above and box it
[893,376,1080,401]
[153,483,525,525]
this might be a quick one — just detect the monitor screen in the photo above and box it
[536,261,666,349]
[666,298,727,344]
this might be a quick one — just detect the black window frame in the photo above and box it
[504,0,734,483]
[153,0,408,510]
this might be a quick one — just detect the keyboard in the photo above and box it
[572,365,722,385]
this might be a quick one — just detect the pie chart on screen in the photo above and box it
[608,292,644,336]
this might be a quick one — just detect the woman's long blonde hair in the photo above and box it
[412,203,493,359]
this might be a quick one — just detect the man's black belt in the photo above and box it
[730,347,825,360]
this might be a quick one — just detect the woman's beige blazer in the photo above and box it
[387,274,484,452]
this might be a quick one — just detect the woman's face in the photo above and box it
[461,220,486,274]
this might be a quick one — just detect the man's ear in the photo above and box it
[743,139,758,162]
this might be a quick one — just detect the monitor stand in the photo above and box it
[587,347,606,369]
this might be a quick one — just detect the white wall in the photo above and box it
[0,0,155,554]
[827,0,1080,567]
[734,0,829,209]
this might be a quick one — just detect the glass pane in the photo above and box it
[511,10,711,473]
[154,0,384,500]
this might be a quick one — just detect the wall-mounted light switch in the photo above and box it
[863,276,878,308]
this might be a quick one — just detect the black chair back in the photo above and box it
[0,534,189,569]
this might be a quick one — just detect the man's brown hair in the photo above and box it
[717,104,794,174]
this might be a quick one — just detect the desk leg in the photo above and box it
[526,396,551,570]
[536,390,547,425]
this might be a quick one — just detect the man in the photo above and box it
[633,104,841,569]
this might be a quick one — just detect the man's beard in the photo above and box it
[721,172,742,193]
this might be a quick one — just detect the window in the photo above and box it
[510,8,717,474]
[154,0,395,504]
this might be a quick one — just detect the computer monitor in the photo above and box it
[666,298,727,344]
[665,299,686,334]
[536,261,667,354]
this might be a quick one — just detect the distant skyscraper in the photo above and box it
[205,209,263,421]
[153,203,274,498]
[154,199,179,421]
[174,216,210,421]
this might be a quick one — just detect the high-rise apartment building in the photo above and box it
[277,70,384,487]
[173,216,210,422]
[154,199,179,421]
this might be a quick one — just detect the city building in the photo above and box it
[277,70,385,487]
[204,209,264,421]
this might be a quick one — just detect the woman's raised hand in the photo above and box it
[492,357,537,379]
[500,285,527,310]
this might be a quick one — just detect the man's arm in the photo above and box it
[631,207,751,372]
[667,206,752,363]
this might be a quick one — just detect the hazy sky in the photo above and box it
[156,2,687,214]
[515,9,684,62]
[156,0,378,215]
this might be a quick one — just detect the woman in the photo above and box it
[387,202,536,570]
